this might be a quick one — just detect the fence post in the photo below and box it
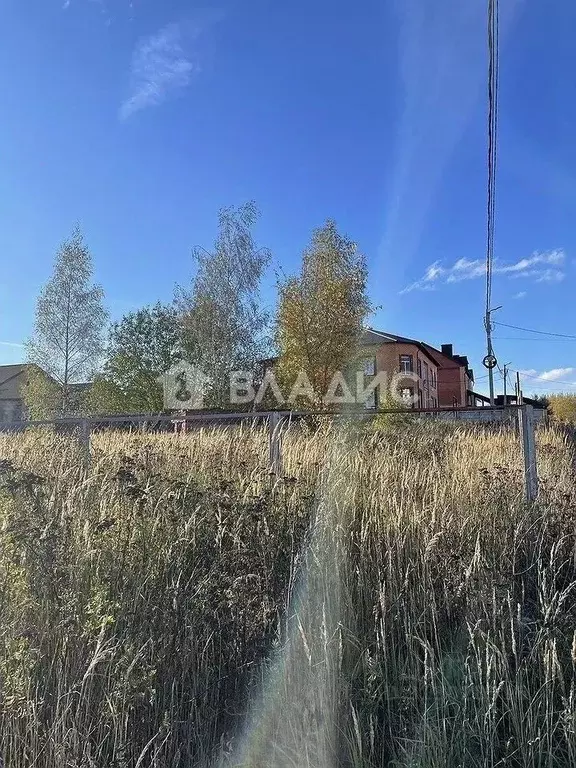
[80,419,91,468]
[519,405,538,502]
[268,412,282,477]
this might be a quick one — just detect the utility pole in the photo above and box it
[486,311,495,406]
[483,305,502,406]
[516,371,523,405]
[502,361,511,406]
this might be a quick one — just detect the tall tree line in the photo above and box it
[25,209,370,417]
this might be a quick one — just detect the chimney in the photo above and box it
[441,344,453,357]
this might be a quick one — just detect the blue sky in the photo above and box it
[0,0,575,395]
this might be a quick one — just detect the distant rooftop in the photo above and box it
[359,328,445,368]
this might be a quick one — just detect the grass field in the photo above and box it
[0,420,575,767]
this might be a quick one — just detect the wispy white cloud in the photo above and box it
[398,261,440,293]
[120,19,216,120]
[400,249,566,294]
[513,291,527,299]
[444,258,488,283]
[519,368,576,388]
[538,368,575,382]
[0,341,24,349]
[400,261,444,293]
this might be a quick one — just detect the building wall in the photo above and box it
[436,365,467,408]
[0,399,24,422]
[421,346,473,408]
[366,342,439,408]
[0,367,26,423]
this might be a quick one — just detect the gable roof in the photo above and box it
[420,342,474,382]
[359,328,441,368]
[0,364,62,400]
[360,328,402,345]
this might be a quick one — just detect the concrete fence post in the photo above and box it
[268,412,282,477]
[80,419,91,468]
[519,405,538,502]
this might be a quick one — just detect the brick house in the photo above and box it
[259,329,476,410]
[359,329,479,409]
[420,342,476,408]
[358,329,441,409]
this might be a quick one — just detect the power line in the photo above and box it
[485,0,499,316]
[521,382,575,392]
[483,0,500,406]
[507,371,515,393]
[509,368,576,388]
[493,336,575,342]
[493,322,576,340]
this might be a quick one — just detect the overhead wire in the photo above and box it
[494,321,576,389]
[485,0,499,320]
[507,372,515,395]
[508,368,576,389]
[493,336,576,343]
[483,0,500,406]
[493,322,576,340]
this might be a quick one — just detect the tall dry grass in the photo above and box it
[0,420,574,766]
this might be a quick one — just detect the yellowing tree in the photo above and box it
[548,394,576,424]
[275,220,371,407]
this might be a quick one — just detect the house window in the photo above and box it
[423,363,429,386]
[363,357,376,376]
[431,369,436,388]
[417,359,422,378]
[399,354,413,373]
[418,389,423,409]
[400,387,414,407]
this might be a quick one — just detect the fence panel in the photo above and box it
[0,406,542,499]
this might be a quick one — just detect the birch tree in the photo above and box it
[25,227,108,416]
[177,202,271,407]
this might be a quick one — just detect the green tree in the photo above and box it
[275,219,371,407]
[176,202,271,407]
[26,227,108,417]
[21,365,61,420]
[89,303,181,414]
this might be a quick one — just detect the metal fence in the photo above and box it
[0,405,540,502]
